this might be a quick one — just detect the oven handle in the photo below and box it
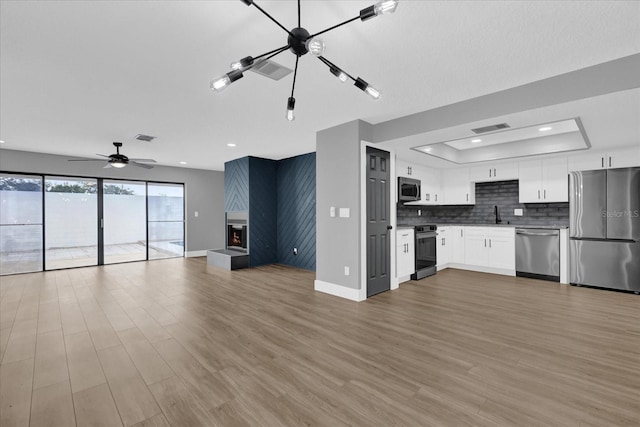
[416,232,437,239]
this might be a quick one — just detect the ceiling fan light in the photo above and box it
[286,97,296,122]
[374,0,399,16]
[330,67,348,83]
[306,38,326,57]
[111,161,127,168]
[210,69,243,92]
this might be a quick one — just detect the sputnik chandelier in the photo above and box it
[210,0,400,121]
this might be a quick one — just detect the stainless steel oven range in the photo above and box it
[411,224,437,280]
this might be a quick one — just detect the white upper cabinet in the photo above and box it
[441,168,475,205]
[518,157,568,203]
[421,168,441,205]
[568,147,640,172]
[396,159,416,178]
[470,163,519,183]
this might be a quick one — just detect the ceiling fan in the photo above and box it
[68,142,157,169]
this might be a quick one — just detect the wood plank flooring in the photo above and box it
[1,258,639,426]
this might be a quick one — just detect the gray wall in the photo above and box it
[0,149,225,253]
[316,120,372,290]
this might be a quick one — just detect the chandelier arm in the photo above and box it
[250,2,294,37]
[317,56,356,82]
[253,44,291,62]
[290,56,300,98]
[308,15,360,39]
[262,45,291,62]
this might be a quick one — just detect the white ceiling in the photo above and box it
[1,0,639,171]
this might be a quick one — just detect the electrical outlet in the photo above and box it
[514,208,523,216]
[293,247,298,256]
[194,211,199,217]
[418,209,422,216]
[344,266,350,276]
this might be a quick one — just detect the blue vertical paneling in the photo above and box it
[224,157,249,212]
[248,157,278,267]
[277,153,316,270]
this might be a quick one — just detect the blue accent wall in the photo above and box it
[224,157,249,212]
[224,153,316,271]
[248,157,278,267]
[277,153,316,270]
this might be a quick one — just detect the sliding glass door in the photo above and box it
[45,177,98,269]
[1,172,185,274]
[103,180,147,264]
[0,174,43,275]
[148,183,184,259]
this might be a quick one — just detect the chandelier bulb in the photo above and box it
[354,77,381,100]
[286,97,296,121]
[230,56,254,71]
[306,37,326,57]
[210,70,243,93]
[330,67,349,83]
[374,0,399,16]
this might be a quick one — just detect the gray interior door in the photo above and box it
[366,146,391,297]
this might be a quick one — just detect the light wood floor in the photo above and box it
[1,259,639,426]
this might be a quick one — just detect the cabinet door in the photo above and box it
[493,163,519,181]
[396,159,416,178]
[608,147,640,169]
[437,227,450,267]
[542,157,568,202]
[464,228,488,266]
[396,230,414,278]
[568,151,606,172]
[470,165,494,183]
[487,235,515,270]
[518,159,542,203]
[450,226,465,264]
[421,168,441,204]
[442,168,474,205]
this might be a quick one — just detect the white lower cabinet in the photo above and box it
[437,227,451,269]
[396,229,415,280]
[463,227,515,272]
[450,226,466,264]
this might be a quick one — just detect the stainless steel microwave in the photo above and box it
[398,177,421,202]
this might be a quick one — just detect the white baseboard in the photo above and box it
[314,280,365,302]
[447,263,515,276]
[185,250,207,258]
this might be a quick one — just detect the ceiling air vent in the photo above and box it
[471,123,510,134]
[249,59,293,81]
[135,134,156,142]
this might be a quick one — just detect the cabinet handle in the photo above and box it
[538,190,540,199]
[489,239,492,248]
[602,157,604,168]
[461,229,463,237]
[466,193,469,202]
[494,168,497,177]
[489,168,492,178]
[544,189,546,199]
[609,156,612,168]
[435,194,438,202]
[484,238,487,247]
[443,237,446,245]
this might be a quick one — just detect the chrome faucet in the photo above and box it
[494,205,502,224]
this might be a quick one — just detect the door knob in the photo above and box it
[387,225,393,230]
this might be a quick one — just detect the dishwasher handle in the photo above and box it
[516,230,559,237]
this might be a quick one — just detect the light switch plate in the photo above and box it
[339,208,350,218]
[514,208,523,216]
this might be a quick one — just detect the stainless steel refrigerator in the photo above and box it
[570,167,640,292]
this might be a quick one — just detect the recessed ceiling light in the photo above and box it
[227,143,236,147]
[539,126,553,131]
[0,140,5,144]
[471,139,482,143]
[424,147,431,152]
[179,161,187,165]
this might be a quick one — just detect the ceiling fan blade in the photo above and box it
[128,158,157,163]
[131,161,153,169]
[68,159,108,162]
[103,163,113,168]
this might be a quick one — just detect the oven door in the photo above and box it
[412,231,437,280]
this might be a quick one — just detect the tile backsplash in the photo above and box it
[397,180,569,227]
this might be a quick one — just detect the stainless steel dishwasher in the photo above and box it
[515,228,560,282]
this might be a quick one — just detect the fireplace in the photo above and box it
[226,212,248,253]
